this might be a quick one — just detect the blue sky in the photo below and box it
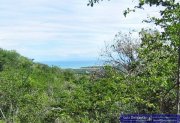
[0,0,162,62]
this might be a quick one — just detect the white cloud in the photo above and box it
[0,0,161,61]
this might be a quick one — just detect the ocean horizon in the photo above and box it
[41,60,102,69]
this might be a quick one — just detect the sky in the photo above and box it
[0,0,162,62]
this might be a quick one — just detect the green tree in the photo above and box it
[126,0,180,114]
[88,0,180,114]
[134,29,177,113]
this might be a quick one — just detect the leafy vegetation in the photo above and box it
[89,0,180,114]
[0,28,178,122]
[0,0,179,122]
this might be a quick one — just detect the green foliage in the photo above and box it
[88,0,180,114]
[0,29,178,122]
[0,49,75,122]
[0,0,179,121]
[135,29,177,113]
[0,48,140,122]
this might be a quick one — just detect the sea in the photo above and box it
[41,60,101,69]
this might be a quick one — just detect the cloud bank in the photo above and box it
[0,0,160,61]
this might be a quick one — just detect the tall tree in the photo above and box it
[88,0,180,114]
[128,0,180,114]
[137,29,177,113]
